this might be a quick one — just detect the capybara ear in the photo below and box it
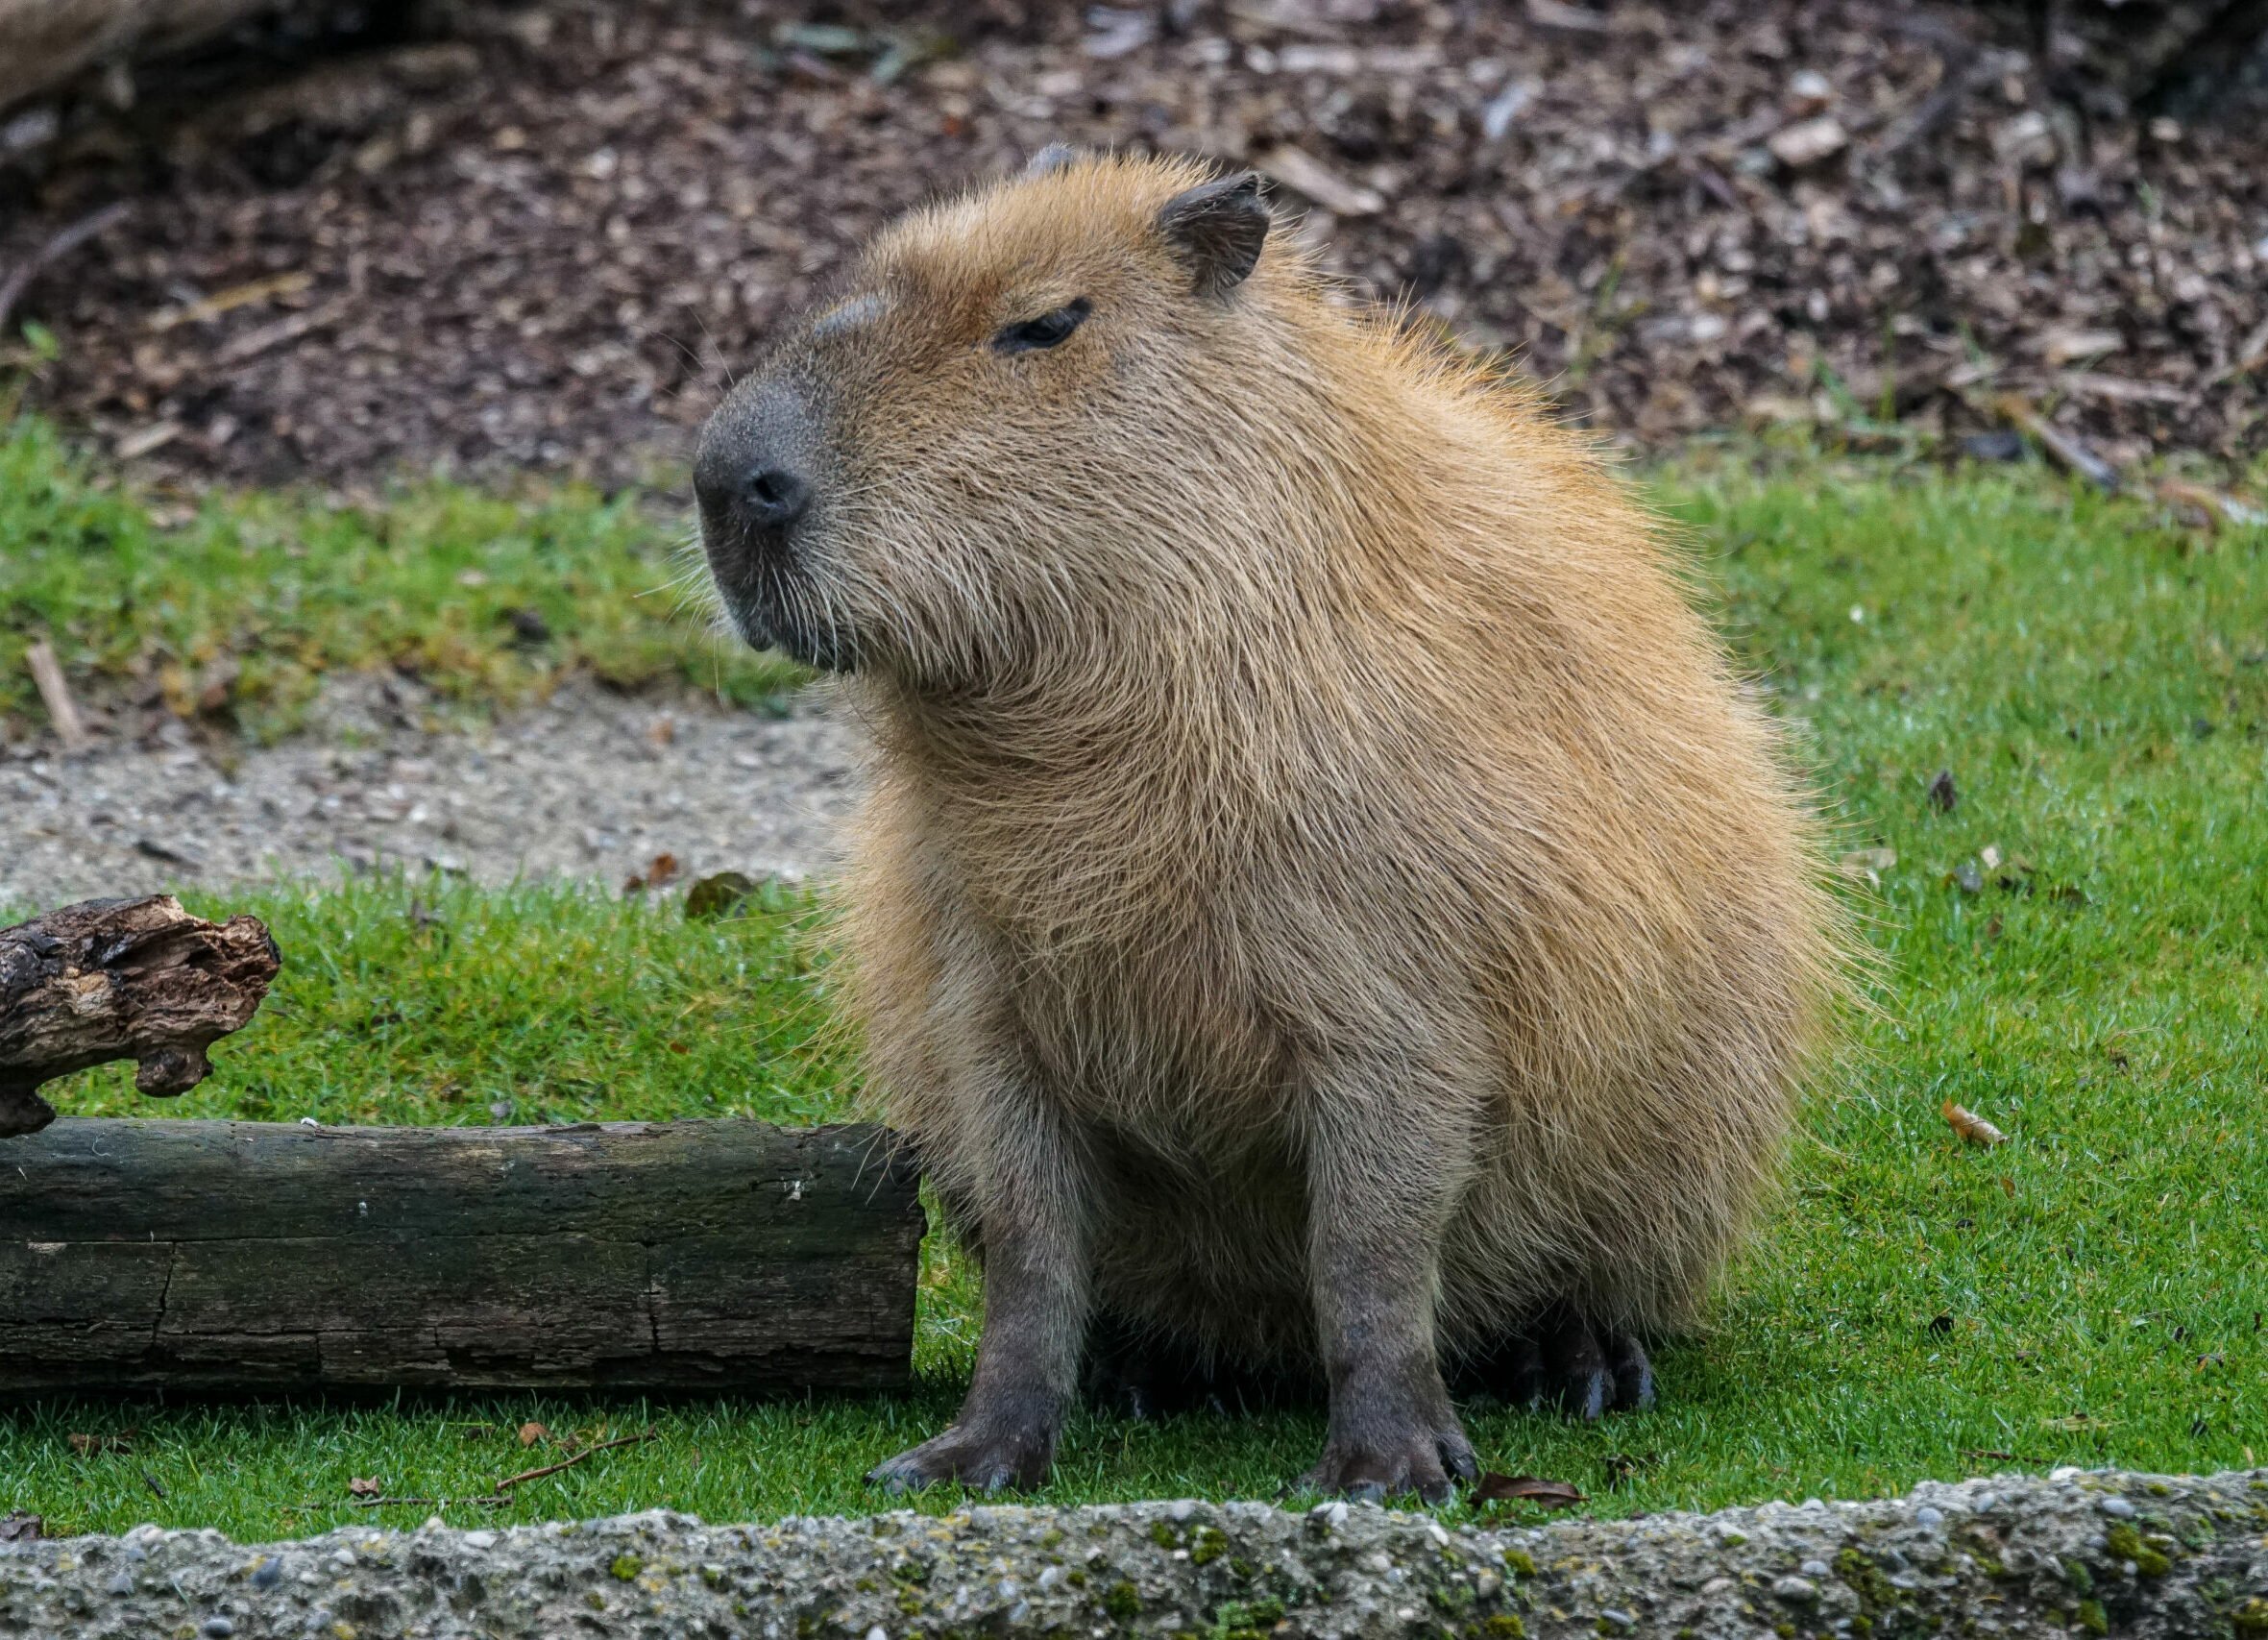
[1025,143,1080,177]
[1155,171,1269,301]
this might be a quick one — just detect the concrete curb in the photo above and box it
[6,1468,2266,1638]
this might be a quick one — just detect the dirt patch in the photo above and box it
[0,673,866,908]
[2,1,2263,487]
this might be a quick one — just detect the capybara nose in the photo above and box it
[739,466,810,530]
[694,373,820,542]
[695,453,809,536]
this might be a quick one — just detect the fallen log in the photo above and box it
[0,1117,925,1395]
[5,1469,2266,1637]
[0,896,280,1138]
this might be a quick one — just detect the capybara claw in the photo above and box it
[1302,1416,1475,1505]
[866,1426,1051,1494]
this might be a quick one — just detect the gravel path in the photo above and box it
[0,676,866,910]
[6,1470,2266,1639]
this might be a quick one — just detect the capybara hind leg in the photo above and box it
[1455,1305,1656,1421]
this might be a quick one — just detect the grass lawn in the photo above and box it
[1,425,2264,1541]
[0,418,800,744]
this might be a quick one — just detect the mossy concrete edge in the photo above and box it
[6,1467,2267,1638]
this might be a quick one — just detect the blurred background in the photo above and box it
[2,0,2264,491]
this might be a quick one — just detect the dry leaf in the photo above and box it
[1473,1472,1587,1508]
[684,871,759,919]
[347,1477,382,1497]
[644,853,680,890]
[67,1431,134,1455]
[1942,1100,2009,1147]
[519,1421,549,1448]
[2156,479,2268,531]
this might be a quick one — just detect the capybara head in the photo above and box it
[694,151,1284,685]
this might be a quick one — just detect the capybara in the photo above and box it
[694,150,1844,1501]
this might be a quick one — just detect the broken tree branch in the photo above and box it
[0,895,279,1138]
[0,202,131,336]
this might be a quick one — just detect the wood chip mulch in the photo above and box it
[0,0,2263,489]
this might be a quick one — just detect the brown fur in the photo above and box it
[696,152,1847,1493]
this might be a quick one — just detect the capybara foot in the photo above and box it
[866,1420,1055,1494]
[1456,1306,1656,1420]
[1302,1409,1477,1505]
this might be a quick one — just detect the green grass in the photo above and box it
[0,417,801,743]
[2,444,2264,1542]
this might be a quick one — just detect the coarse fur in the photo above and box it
[695,150,1848,1494]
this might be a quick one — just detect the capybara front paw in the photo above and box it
[1302,1415,1477,1505]
[866,1423,1054,1494]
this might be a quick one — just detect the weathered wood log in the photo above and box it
[7,1471,2268,1636]
[0,896,280,1138]
[0,1118,925,1395]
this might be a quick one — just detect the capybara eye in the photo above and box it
[991,298,1091,355]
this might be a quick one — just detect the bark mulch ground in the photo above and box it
[2,0,2265,491]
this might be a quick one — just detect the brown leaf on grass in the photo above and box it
[68,1431,134,1455]
[518,1421,549,1448]
[346,1477,382,1497]
[0,1511,42,1542]
[684,871,759,919]
[1473,1473,1587,1508]
[2155,479,2268,531]
[1942,1100,2009,1147]
[1999,1175,2016,1197]
[645,853,680,889]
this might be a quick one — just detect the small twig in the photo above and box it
[351,1428,659,1507]
[1984,393,2122,491]
[215,299,351,367]
[1863,51,2009,167]
[24,639,89,751]
[491,1428,656,1494]
[352,1493,511,1510]
[0,202,132,337]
